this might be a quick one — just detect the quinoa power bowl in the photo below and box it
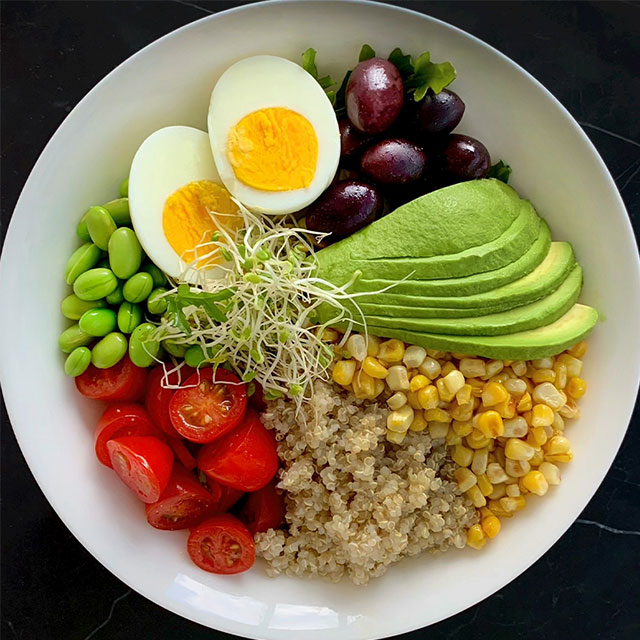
[55,43,595,581]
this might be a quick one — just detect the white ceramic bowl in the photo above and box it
[1,2,638,638]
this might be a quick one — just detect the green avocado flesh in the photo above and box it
[355,242,576,316]
[363,304,598,360]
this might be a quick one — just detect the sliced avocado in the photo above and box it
[350,221,551,298]
[352,265,583,336]
[361,304,598,360]
[356,242,576,315]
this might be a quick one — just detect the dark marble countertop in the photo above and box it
[1,2,638,639]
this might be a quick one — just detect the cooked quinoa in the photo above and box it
[255,381,477,585]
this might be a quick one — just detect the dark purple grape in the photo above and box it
[440,134,491,182]
[360,138,427,185]
[304,181,383,241]
[339,118,371,162]
[346,58,404,134]
[415,89,465,135]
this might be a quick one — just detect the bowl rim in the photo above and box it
[1,0,639,637]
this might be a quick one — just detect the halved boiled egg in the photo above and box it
[128,126,242,279]
[208,55,340,215]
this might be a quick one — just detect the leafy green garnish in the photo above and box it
[387,47,413,80]
[333,69,352,117]
[403,51,456,101]
[358,43,376,62]
[301,48,335,91]
[165,285,232,335]
[488,160,513,184]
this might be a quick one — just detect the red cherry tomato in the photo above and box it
[107,436,174,504]
[145,365,195,437]
[76,355,147,402]
[198,410,278,492]
[248,382,267,412]
[145,464,218,530]
[94,404,160,468]
[214,484,244,514]
[169,368,248,443]
[238,480,285,535]
[168,438,197,471]
[187,514,255,574]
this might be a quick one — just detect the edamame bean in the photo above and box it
[129,323,159,367]
[103,197,130,226]
[105,282,125,305]
[58,324,92,353]
[64,242,102,285]
[79,308,117,337]
[73,268,118,301]
[86,206,117,250]
[142,263,167,288]
[64,346,92,377]
[147,287,168,315]
[92,332,128,369]
[185,345,206,368]
[61,294,106,320]
[119,178,129,198]
[163,340,188,358]
[77,214,91,242]
[123,272,153,303]
[108,227,142,279]
[117,302,143,334]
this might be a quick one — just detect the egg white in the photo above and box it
[128,125,224,279]
[208,55,340,215]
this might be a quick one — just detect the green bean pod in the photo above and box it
[147,287,168,315]
[73,268,118,301]
[79,308,118,337]
[163,340,188,358]
[103,197,130,226]
[64,347,92,377]
[108,227,142,279]
[86,206,117,250]
[64,242,102,285]
[129,323,159,367]
[123,272,154,304]
[142,264,167,288]
[117,302,143,334]
[91,332,128,369]
[77,214,91,242]
[105,282,125,305]
[58,324,92,354]
[61,294,106,320]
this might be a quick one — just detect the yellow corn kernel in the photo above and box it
[477,473,493,497]
[418,384,439,410]
[530,448,545,466]
[505,457,530,478]
[332,359,357,386]
[454,467,477,492]
[545,451,574,463]
[517,392,532,413]
[494,447,506,468]
[477,410,504,438]
[544,435,571,455]
[482,382,509,407]
[554,362,568,389]
[386,429,406,444]
[443,369,466,395]
[531,425,548,447]
[466,524,487,549]
[568,340,588,358]
[449,401,473,422]
[499,495,526,513]
[436,377,456,402]
[387,405,415,432]
[488,484,507,501]
[424,408,451,424]
[361,356,388,379]
[445,427,462,446]
[466,429,492,450]
[409,374,429,392]
[387,391,407,411]
[366,335,381,357]
[455,383,473,405]
[352,369,376,399]
[496,397,517,419]
[452,444,474,467]
[377,339,405,364]
[452,420,473,437]
[409,411,428,432]
[403,344,427,369]
[566,377,587,399]
[556,353,583,377]
[505,438,535,461]
[459,358,486,378]
[525,432,541,451]
[471,447,489,476]
[386,365,410,391]
[372,377,386,399]
[441,361,457,377]
[486,462,509,484]
[479,506,494,519]
[321,328,339,342]
[506,483,521,497]
[418,356,441,380]
[522,470,549,496]
[466,484,487,508]
[558,398,580,420]
[481,515,501,538]
[406,390,423,410]
[531,403,555,427]
[532,369,556,384]
[539,461,561,485]
[488,499,512,518]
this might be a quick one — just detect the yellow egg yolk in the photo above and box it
[162,180,241,265]
[227,107,318,192]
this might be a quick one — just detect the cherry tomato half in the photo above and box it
[168,438,197,471]
[107,436,174,504]
[198,410,278,492]
[145,464,218,530]
[248,382,267,412]
[169,368,248,443]
[215,485,245,514]
[94,403,161,468]
[238,480,286,535]
[76,354,147,402]
[187,514,255,574]
[145,365,195,437]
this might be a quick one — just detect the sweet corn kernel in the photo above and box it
[409,374,429,392]
[406,390,423,410]
[454,467,477,492]
[443,370,466,396]
[425,408,452,423]
[452,420,473,437]
[552,411,565,432]
[490,486,508,504]
[429,421,450,439]
[417,384,439,410]
[504,378,527,397]
[545,451,574,463]
[531,425,548,447]
[456,383,473,405]
[522,411,533,426]
[545,435,571,455]
[517,392,532,412]
[387,392,407,411]
[352,370,376,399]
[466,429,492,449]
[522,470,549,496]
[466,524,486,549]
[568,340,588,358]
[387,405,414,432]
[486,462,509,484]
[466,484,487,508]
[505,438,535,461]
[499,495,526,513]
[495,397,516,419]
[557,353,583,377]
[566,377,587,399]
[532,382,565,410]
[441,361,457,377]
[386,429,406,444]
[530,448,545,466]
[321,328,339,342]
[346,334,367,361]
[459,358,486,378]
[495,447,507,468]
[532,403,554,427]
[409,411,428,432]
[539,461,561,485]
[480,506,494,518]
[436,377,456,402]
[332,359,357,386]
[366,335,381,356]
[477,410,504,438]
[450,401,474,422]
[532,357,554,369]
[511,360,527,376]
[558,399,580,419]
[377,339,405,364]
[532,368,556,384]
[418,356,441,379]
[482,382,509,407]
[402,344,426,369]
[373,377,386,398]
[505,457,530,478]
[386,365,410,391]
[502,416,528,438]
[505,483,521,497]
[471,447,489,476]
[481,515,501,538]
[452,444,473,467]
[525,431,541,450]
[477,473,493,497]
[445,428,462,446]
[361,356,388,379]
[554,362,568,389]
[484,360,504,379]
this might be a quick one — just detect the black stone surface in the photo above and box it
[1,2,639,639]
